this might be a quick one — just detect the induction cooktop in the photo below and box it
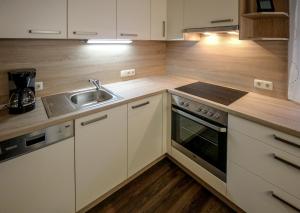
[176,82,248,106]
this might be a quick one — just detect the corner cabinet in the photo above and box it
[128,94,163,176]
[117,0,151,40]
[0,0,67,39]
[167,0,184,40]
[68,0,116,39]
[75,105,127,211]
[151,0,167,40]
[183,0,239,29]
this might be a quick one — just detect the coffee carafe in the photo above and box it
[8,69,36,114]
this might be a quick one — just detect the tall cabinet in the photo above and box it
[0,0,67,39]
[68,0,116,39]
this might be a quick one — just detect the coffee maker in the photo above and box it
[8,69,36,114]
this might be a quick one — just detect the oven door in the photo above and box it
[171,107,227,182]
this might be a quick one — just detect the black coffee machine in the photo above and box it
[8,69,36,114]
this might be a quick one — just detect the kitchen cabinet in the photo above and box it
[0,138,75,213]
[117,0,151,40]
[128,94,163,176]
[151,0,167,40]
[0,0,67,39]
[75,105,127,211]
[227,115,300,212]
[167,0,184,40]
[183,0,238,29]
[68,0,116,39]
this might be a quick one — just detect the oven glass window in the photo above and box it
[172,110,226,172]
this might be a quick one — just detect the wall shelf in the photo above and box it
[242,12,289,19]
[239,0,289,40]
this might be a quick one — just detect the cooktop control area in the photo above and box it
[176,82,248,106]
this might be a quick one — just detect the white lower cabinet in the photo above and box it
[0,138,75,213]
[75,105,127,211]
[227,115,300,212]
[227,162,300,213]
[128,94,163,177]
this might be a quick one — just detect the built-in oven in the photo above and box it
[171,95,228,182]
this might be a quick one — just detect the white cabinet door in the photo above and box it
[167,0,184,40]
[68,0,116,39]
[0,0,67,39]
[75,105,127,211]
[151,0,167,40]
[128,94,163,177]
[183,0,238,29]
[117,0,151,40]
[0,138,75,213]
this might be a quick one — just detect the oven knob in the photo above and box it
[201,109,208,114]
[207,111,213,117]
[213,113,221,119]
[184,103,190,107]
[197,108,202,112]
[179,101,185,106]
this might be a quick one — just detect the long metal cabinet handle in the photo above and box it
[81,115,108,126]
[162,21,166,37]
[132,101,150,109]
[28,30,61,34]
[273,153,300,170]
[271,191,300,211]
[211,19,233,24]
[73,31,98,36]
[120,33,138,37]
[172,108,227,133]
[273,134,300,149]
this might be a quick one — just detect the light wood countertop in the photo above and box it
[1,75,300,142]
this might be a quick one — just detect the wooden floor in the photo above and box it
[88,158,235,213]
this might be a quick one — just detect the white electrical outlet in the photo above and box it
[254,79,273,91]
[120,69,136,78]
[35,82,44,91]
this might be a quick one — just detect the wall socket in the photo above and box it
[254,79,273,91]
[35,82,44,91]
[120,69,136,78]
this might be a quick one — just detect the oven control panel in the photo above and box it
[171,95,228,126]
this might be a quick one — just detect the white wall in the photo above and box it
[288,0,300,103]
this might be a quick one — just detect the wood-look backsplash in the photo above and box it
[166,35,288,99]
[0,40,166,104]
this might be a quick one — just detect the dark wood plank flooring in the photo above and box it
[88,158,235,213]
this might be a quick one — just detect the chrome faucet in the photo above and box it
[89,79,102,90]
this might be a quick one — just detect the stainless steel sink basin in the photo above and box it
[70,89,113,107]
[42,87,121,118]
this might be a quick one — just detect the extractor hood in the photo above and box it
[183,25,239,34]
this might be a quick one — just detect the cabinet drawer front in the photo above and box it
[227,162,300,213]
[228,130,300,199]
[229,115,300,157]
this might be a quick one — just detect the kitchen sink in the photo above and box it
[70,89,113,107]
[42,87,121,118]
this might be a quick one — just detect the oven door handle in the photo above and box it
[172,108,227,133]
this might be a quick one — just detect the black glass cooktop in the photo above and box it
[176,82,248,106]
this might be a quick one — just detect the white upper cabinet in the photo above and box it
[167,0,184,40]
[0,0,67,39]
[68,0,116,39]
[151,0,167,40]
[117,0,151,40]
[183,0,239,29]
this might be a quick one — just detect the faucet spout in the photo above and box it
[89,79,102,90]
